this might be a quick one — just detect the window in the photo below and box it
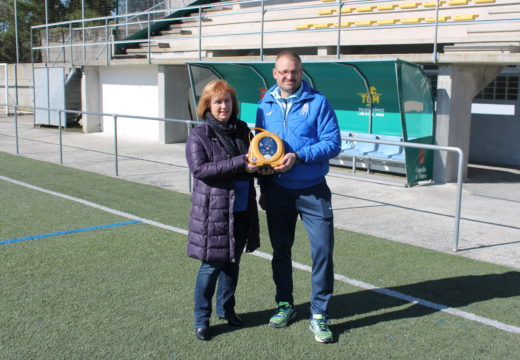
[422,65,438,100]
[426,73,438,100]
[475,76,519,101]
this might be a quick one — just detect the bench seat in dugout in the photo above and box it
[366,135,404,159]
[341,133,377,156]
[339,133,406,175]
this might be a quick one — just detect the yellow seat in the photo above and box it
[453,14,478,21]
[295,24,313,30]
[321,0,336,2]
[354,20,375,26]
[356,6,374,12]
[425,16,450,22]
[399,2,420,9]
[473,0,495,3]
[422,1,446,7]
[318,9,336,15]
[331,22,353,27]
[341,8,353,14]
[377,4,397,10]
[447,0,468,5]
[377,19,399,25]
[401,17,424,23]
[314,23,334,28]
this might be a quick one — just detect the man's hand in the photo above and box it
[258,166,275,176]
[273,152,298,173]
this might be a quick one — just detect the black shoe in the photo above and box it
[219,313,245,326]
[195,327,211,341]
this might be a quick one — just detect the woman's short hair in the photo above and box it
[196,80,239,119]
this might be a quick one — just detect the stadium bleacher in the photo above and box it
[300,0,490,31]
[95,0,518,61]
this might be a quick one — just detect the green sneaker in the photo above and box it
[268,302,296,328]
[309,314,333,343]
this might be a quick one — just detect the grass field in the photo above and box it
[1,151,519,359]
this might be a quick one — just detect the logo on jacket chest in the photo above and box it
[301,103,309,116]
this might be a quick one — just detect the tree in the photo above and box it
[63,0,118,20]
[0,0,116,63]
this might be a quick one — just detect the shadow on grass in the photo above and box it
[211,271,520,340]
[329,271,520,338]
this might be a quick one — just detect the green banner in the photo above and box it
[405,137,434,185]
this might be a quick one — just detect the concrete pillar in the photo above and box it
[434,64,502,182]
[158,65,191,143]
[81,66,102,132]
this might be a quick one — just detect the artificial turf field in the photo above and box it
[1,151,519,359]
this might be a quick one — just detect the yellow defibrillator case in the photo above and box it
[248,128,285,167]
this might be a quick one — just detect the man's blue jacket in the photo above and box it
[256,80,341,189]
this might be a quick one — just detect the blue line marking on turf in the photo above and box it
[0,220,142,245]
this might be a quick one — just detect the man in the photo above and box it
[256,51,341,343]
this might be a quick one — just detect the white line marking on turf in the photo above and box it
[0,175,187,235]
[2,174,519,335]
[252,251,520,334]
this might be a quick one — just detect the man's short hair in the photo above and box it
[275,50,302,65]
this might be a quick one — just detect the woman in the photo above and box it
[185,80,260,341]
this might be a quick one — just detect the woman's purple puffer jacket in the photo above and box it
[185,121,260,262]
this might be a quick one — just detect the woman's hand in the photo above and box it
[244,153,277,175]
[244,153,262,173]
[245,162,261,173]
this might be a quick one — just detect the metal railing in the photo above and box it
[1,102,198,190]
[29,0,520,64]
[1,64,8,115]
[1,102,465,252]
[343,135,464,252]
[119,0,171,36]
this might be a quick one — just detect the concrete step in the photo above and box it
[157,28,193,36]
[126,45,173,54]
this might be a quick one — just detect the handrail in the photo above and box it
[1,64,8,115]
[343,135,465,252]
[1,101,465,253]
[31,17,519,58]
[2,102,198,191]
[29,0,520,64]
[120,0,171,32]
[30,0,518,30]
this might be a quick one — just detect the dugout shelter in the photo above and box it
[187,59,436,186]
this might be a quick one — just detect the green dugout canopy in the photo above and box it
[186,59,436,184]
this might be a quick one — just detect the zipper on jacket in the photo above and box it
[281,98,288,128]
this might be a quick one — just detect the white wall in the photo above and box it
[82,67,102,133]
[0,64,34,112]
[100,65,160,141]
[158,65,191,143]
